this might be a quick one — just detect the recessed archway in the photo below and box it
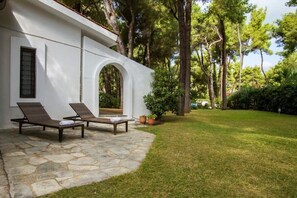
[98,64,123,116]
[90,60,133,118]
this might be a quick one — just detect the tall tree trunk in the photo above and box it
[102,0,126,56]
[176,0,192,115]
[202,47,215,109]
[208,75,215,108]
[177,0,186,116]
[144,29,152,68]
[116,72,122,108]
[143,43,147,66]
[206,26,222,109]
[218,63,222,101]
[146,39,151,68]
[195,46,215,109]
[219,18,228,110]
[237,24,244,91]
[102,68,112,95]
[259,49,267,83]
[208,55,215,109]
[127,1,135,59]
[184,0,192,113]
[213,63,218,99]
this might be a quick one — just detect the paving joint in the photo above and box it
[0,150,11,198]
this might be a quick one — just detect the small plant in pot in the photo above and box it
[147,114,157,125]
[139,115,146,124]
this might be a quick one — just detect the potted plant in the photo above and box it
[147,114,157,125]
[143,67,182,122]
[139,115,146,124]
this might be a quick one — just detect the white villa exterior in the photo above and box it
[0,0,153,129]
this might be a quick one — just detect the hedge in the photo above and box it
[99,93,120,108]
[228,84,297,115]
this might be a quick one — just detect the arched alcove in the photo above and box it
[82,37,152,120]
[91,60,133,118]
[98,64,123,116]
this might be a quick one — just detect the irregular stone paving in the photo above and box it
[0,123,155,197]
[0,151,10,198]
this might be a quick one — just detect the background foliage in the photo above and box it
[228,84,297,115]
[58,0,297,115]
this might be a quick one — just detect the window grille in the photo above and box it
[20,47,36,98]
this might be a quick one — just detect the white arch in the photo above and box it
[93,59,133,117]
[82,36,152,119]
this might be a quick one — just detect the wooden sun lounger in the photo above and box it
[65,103,133,135]
[11,102,84,142]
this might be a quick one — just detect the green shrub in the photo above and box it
[228,84,297,115]
[144,67,182,118]
[99,93,120,108]
[278,84,297,114]
[228,87,259,109]
[147,114,157,119]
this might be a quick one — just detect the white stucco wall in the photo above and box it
[82,37,153,118]
[0,0,81,128]
[0,0,153,129]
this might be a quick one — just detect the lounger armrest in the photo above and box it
[63,115,81,121]
[11,118,28,123]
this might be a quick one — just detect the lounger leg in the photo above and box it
[19,122,23,134]
[59,129,63,142]
[113,124,117,135]
[81,125,84,138]
[125,121,128,132]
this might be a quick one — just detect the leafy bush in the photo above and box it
[144,67,182,118]
[99,93,120,108]
[278,84,297,114]
[228,84,297,115]
[228,87,260,110]
[147,114,157,119]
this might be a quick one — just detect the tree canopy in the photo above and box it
[274,11,297,57]
[58,0,297,113]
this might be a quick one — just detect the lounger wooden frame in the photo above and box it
[11,102,84,142]
[65,103,133,135]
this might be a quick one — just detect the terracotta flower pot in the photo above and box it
[139,115,146,124]
[147,118,155,125]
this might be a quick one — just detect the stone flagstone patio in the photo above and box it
[0,123,155,197]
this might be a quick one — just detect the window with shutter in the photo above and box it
[20,47,36,98]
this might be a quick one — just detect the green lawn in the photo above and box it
[44,110,297,198]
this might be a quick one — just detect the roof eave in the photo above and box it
[28,0,117,47]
